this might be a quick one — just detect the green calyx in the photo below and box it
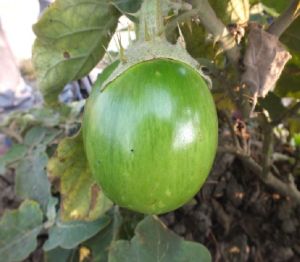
[101,39,211,92]
[101,0,211,92]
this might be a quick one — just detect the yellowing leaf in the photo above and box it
[48,131,112,221]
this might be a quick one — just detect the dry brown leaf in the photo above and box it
[242,23,291,101]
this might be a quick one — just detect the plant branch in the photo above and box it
[267,0,300,37]
[242,153,300,204]
[219,110,240,148]
[218,146,300,204]
[194,0,240,65]
[165,9,199,35]
[260,115,273,178]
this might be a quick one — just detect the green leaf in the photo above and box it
[258,92,286,120]
[294,133,300,146]
[0,200,43,262]
[0,144,27,174]
[180,21,215,60]
[24,126,61,147]
[281,17,300,54]
[108,216,211,262]
[112,0,143,13]
[24,126,60,147]
[261,0,288,14]
[275,58,300,99]
[24,126,48,146]
[288,117,300,135]
[209,0,250,24]
[15,127,59,212]
[44,247,77,262]
[213,91,237,112]
[15,150,51,212]
[118,209,145,240]
[0,107,62,131]
[43,215,110,251]
[45,196,59,228]
[81,220,115,261]
[47,131,113,221]
[81,208,123,262]
[26,107,62,127]
[32,0,120,105]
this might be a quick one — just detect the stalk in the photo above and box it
[138,0,165,41]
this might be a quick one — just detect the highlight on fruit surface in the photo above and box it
[82,57,218,214]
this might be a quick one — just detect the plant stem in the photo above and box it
[260,115,273,178]
[267,0,300,37]
[165,9,199,38]
[139,0,164,41]
[219,110,240,148]
[194,0,240,65]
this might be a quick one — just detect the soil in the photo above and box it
[161,153,300,262]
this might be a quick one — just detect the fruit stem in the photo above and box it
[138,0,165,41]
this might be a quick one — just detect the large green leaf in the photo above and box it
[43,215,110,251]
[32,0,120,105]
[108,216,211,262]
[0,200,43,262]
[47,131,113,221]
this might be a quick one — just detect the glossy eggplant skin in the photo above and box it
[83,59,218,214]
